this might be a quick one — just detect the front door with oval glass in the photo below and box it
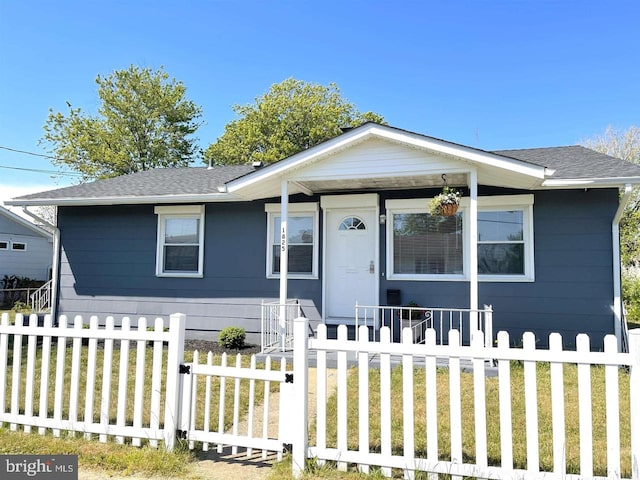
[325,208,378,321]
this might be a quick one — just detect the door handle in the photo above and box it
[369,261,375,274]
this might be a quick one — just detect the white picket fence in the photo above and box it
[2,310,640,480]
[291,318,640,480]
[0,312,186,450]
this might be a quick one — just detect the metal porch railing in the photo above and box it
[354,303,494,347]
[261,300,303,352]
[29,279,53,312]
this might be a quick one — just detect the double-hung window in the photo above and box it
[155,205,205,277]
[478,195,534,281]
[386,195,534,281]
[386,198,464,280]
[265,203,318,279]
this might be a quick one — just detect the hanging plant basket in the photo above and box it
[428,186,461,216]
[439,203,459,216]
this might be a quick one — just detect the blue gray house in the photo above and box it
[8,123,640,350]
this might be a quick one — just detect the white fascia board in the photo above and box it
[368,126,548,179]
[225,127,375,194]
[5,193,238,207]
[542,177,640,188]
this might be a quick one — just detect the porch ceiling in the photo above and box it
[234,167,542,200]
[292,172,469,194]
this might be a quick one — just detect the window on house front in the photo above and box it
[477,198,534,280]
[393,212,463,275]
[154,205,204,277]
[265,203,318,279]
[478,210,525,275]
[386,195,534,281]
[0,241,7,250]
[11,242,26,251]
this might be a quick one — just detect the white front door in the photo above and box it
[324,205,378,321]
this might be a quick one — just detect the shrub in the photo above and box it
[623,266,640,326]
[218,326,246,349]
[11,301,31,313]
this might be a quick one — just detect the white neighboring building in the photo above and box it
[0,206,52,281]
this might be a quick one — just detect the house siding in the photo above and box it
[0,214,52,281]
[379,188,618,349]
[57,187,619,349]
[56,202,322,343]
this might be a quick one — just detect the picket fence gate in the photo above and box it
[177,350,293,460]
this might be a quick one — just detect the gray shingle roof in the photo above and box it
[494,145,640,179]
[11,134,640,206]
[14,165,256,201]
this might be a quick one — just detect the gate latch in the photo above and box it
[179,364,191,374]
[285,373,294,383]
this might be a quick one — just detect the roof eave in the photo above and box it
[6,192,238,207]
[541,177,640,188]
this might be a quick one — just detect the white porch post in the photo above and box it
[279,180,289,351]
[469,169,479,334]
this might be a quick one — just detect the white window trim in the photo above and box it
[11,241,27,252]
[386,194,534,282]
[265,202,319,280]
[476,196,534,282]
[154,204,205,278]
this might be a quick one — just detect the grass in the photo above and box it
[0,427,196,477]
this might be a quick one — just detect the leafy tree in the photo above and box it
[41,65,203,181]
[581,126,640,266]
[204,78,384,165]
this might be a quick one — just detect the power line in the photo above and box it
[0,164,83,176]
[0,145,83,176]
[0,145,57,159]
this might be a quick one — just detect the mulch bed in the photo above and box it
[183,339,261,355]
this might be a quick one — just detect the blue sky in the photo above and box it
[1,0,639,205]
